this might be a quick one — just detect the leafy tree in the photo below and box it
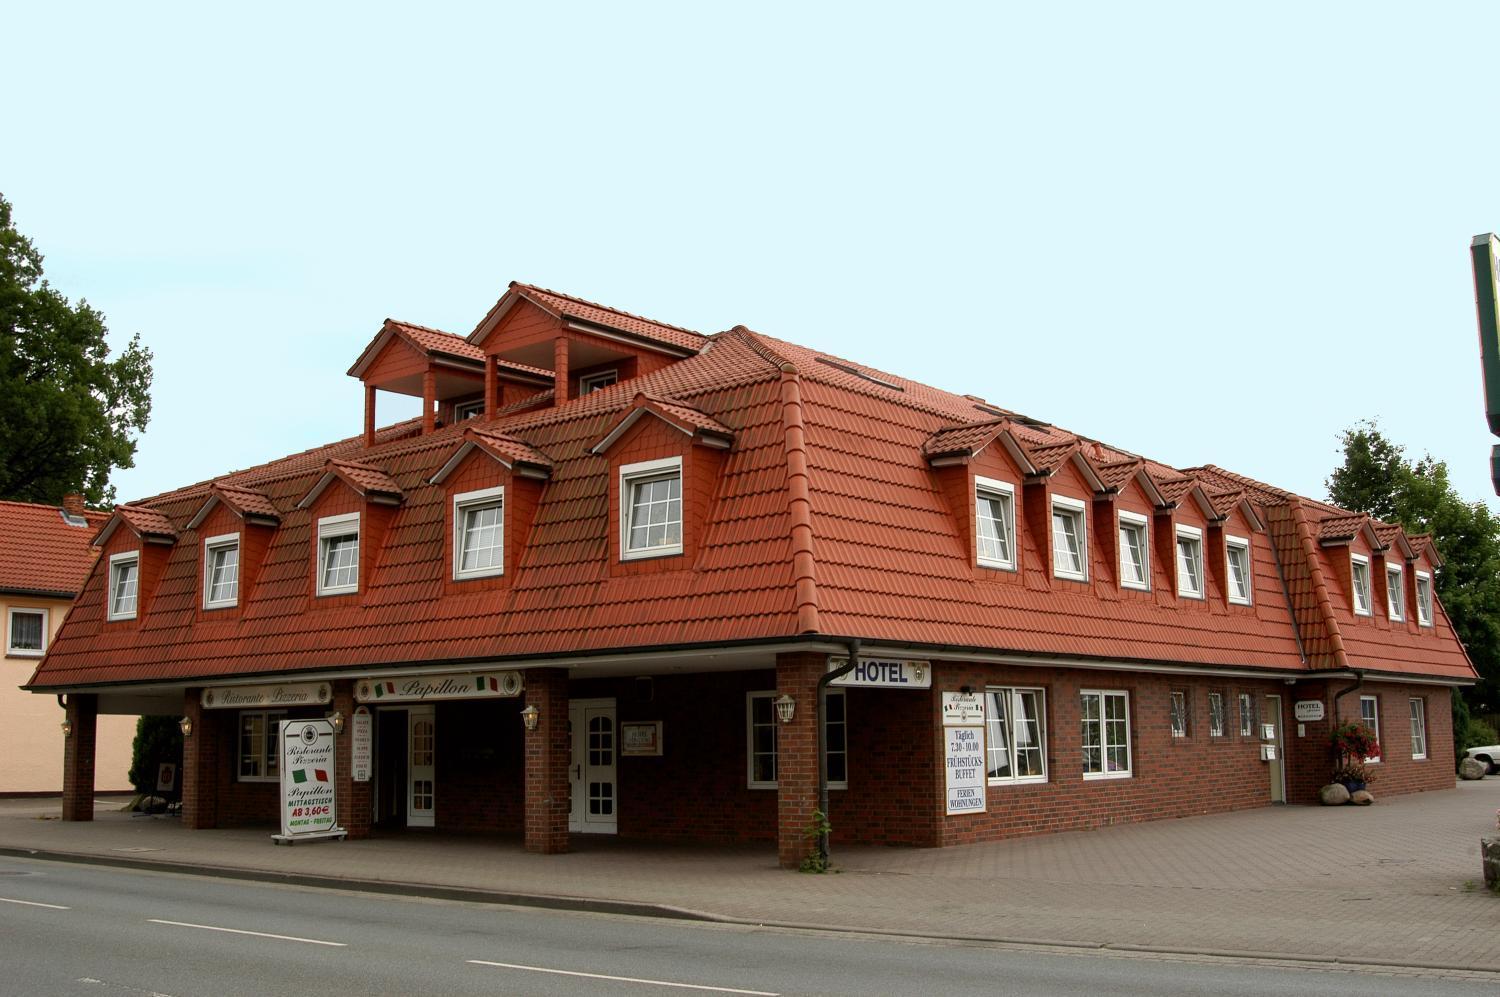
[0,194,152,505]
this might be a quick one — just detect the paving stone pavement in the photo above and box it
[2,780,1498,970]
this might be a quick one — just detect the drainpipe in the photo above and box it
[816,638,860,867]
[1332,670,1365,719]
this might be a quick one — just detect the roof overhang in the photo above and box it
[429,429,555,484]
[590,396,734,455]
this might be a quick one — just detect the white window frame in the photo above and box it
[1117,511,1150,591]
[1080,689,1132,780]
[1225,535,1252,606]
[620,456,684,561]
[202,532,241,609]
[1360,694,1381,764]
[1175,524,1204,599]
[1386,563,1404,621]
[1409,697,1427,760]
[1050,495,1088,581]
[1207,691,1226,738]
[452,485,505,580]
[1169,690,1188,738]
[1237,692,1254,737]
[579,369,619,394]
[746,690,846,790]
[1350,553,1372,616]
[5,606,49,657]
[315,512,361,596]
[1416,570,1434,627]
[108,551,140,621]
[237,709,286,782]
[454,399,485,421]
[974,475,1016,571]
[983,686,1048,785]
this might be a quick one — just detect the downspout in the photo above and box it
[817,638,860,867]
[1332,669,1365,719]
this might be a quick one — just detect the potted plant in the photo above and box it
[1330,721,1380,793]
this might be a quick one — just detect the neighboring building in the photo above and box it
[26,284,1475,863]
[2,497,133,793]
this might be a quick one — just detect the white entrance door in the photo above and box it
[568,699,617,834]
[407,706,435,828]
[1264,694,1285,803]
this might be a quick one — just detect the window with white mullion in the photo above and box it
[1081,689,1131,778]
[1415,571,1433,627]
[108,552,139,620]
[1350,554,1372,615]
[984,687,1047,784]
[975,477,1015,569]
[1226,536,1252,605]
[1051,497,1087,580]
[1118,513,1149,590]
[1386,564,1404,620]
[316,512,360,596]
[1175,526,1204,598]
[1409,698,1427,760]
[621,457,684,560]
[6,608,47,656]
[203,533,240,608]
[237,710,285,781]
[453,486,505,580]
[1360,694,1381,763]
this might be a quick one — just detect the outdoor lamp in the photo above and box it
[178,716,193,737]
[520,704,539,731]
[60,720,73,738]
[328,711,345,735]
[775,694,795,724]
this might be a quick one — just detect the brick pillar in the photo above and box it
[332,681,372,840]
[61,694,98,822]
[181,690,219,830]
[422,369,436,433]
[364,384,377,447]
[776,652,824,869]
[524,669,570,854]
[553,336,569,403]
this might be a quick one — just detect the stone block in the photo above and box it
[1350,790,1374,806]
[1319,783,1350,806]
[1460,758,1488,781]
[1483,837,1500,891]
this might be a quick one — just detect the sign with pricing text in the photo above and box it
[278,719,338,839]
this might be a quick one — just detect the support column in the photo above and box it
[333,681,371,840]
[61,694,98,822]
[776,652,823,869]
[363,384,377,447]
[523,668,570,854]
[553,336,569,403]
[484,357,498,419]
[422,369,436,433]
[181,690,219,830]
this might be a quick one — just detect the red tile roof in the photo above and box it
[0,500,108,598]
[213,483,281,521]
[1317,513,1370,544]
[473,283,707,354]
[95,504,179,546]
[390,319,486,363]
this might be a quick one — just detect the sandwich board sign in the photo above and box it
[273,718,345,844]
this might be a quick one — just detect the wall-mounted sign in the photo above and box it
[945,725,986,815]
[828,658,931,689]
[942,691,985,725]
[273,719,343,844]
[621,721,663,756]
[201,682,331,709]
[1293,700,1325,722]
[355,671,522,703]
[351,706,372,783]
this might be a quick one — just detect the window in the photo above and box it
[1080,689,1131,778]
[1238,692,1255,736]
[238,710,285,781]
[454,400,484,421]
[1386,564,1404,620]
[579,370,619,394]
[1169,690,1188,738]
[1051,496,1087,580]
[1175,525,1204,598]
[452,486,505,580]
[984,687,1047,784]
[1350,553,1372,615]
[974,476,1016,570]
[316,512,360,596]
[620,457,683,560]
[1360,695,1381,763]
[1226,536,1252,605]
[1208,692,1226,737]
[6,607,48,657]
[1416,571,1434,627]
[1409,698,1427,760]
[1118,512,1149,590]
[108,552,139,620]
[202,534,240,608]
[746,690,846,789]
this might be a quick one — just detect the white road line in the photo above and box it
[0,897,70,910]
[467,960,779,995]
[146,918,346,947]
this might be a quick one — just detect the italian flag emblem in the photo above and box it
[477,675,499,693]
[292,768,329,784]
[372,681,397,699]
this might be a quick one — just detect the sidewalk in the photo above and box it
[2,780,1498,972]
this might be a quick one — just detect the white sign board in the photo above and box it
[1294,700,1325,722]
[942,691,985,725]
[201,682,331,709]
[275,719,340,842]
[828,658,931,689]
[356,671,522,703]
[351,706,372,783]
[945,725,986,815]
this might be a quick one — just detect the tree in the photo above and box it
[0,194,152,505]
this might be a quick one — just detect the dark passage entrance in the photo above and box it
[375,709,407,827]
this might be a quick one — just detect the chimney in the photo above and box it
[62,493,87,517]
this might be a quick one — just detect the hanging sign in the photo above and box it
[273,719,343,843]
[201,682,331,709]
[355,670,522,703]
[1294,700,1325,722]
[945,725,987,815]
[828,658,931,689]
[351,706,372,783]
[942,691,985,725]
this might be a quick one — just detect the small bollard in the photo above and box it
[1483,837,1500,891]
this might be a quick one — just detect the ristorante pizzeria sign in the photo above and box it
[355,671,523,704]
[201,683,331,709]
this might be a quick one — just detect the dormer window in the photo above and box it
[580,370,619,395]
[1118,512,1149,590]
[1050,496,1087,581]
[1350,553,1372,615]
[454,400,484,421]
[1175,525,1204,599]
[1225,535,1252,605]
[453,486,505,580]
[317,513,360,596]
[621,457,683,560]
[108,552,139,620]
[974,476,1015,570]
[1416,571,1434,627]
[1386,564,1405,621]
[203,534,240,609]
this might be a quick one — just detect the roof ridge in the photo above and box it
[777,363,820,635]
[724,326,795,373]
[513,282,705,337]
[386,317,463,339]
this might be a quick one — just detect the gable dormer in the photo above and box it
[1317,512,1384,617]
[294,459,404,599]
[1017,438,1105,585]
[1095,459,1168,595]
[922,418,1037,579]
[185,482,282,612]
[428,427,554,591]
[93,505,177,623]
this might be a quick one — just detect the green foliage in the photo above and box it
[799,809,833,873]
[0,193,153,505]
[127,716,183,794]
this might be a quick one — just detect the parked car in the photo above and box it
[1463,745,1500,774]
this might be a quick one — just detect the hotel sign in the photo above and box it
[1294,700,1325,722]
[201,683,331,709]
[828,658,931,689]
[356,670,523,703]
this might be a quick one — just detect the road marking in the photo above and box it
[146,918,346,947]
[0,896,70,909]
[467,960,778,995]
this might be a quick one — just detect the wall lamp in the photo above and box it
[520,704,540,731]
[327,711,345,735]
[178,716,193,737]
[60,720,73,738]
[775,694,796,724]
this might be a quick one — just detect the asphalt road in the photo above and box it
[0,855,1493,997]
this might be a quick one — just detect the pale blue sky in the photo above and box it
[8,3,1500,509]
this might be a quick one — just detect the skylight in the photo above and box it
[815,356,904,391]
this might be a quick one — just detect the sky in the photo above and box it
[7,3,1500,510]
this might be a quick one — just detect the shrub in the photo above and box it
[127,716,183,794]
